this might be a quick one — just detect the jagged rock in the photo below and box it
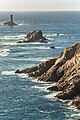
[56,74,80,99]
[71,97,80,110]
[17,30,47,43]
[4,14,17,26]
[38,42,80,82]
[15,58,57,77]
[38,42,80,101]
[15,42,80,109]
[47,84,58,91]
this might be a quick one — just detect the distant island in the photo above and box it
[4,14,18,26]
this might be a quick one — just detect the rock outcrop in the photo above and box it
[17,30,47,43]
[50,46,55,49]
[15,42,80,109]
[71,97,80,110]
[4,14,17,26]
[15,58,57,77]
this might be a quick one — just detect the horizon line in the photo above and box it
[0,10,80,12]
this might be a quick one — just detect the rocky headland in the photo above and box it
[17,30,48,43]
[15,42,80,110]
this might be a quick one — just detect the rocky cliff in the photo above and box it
[15,42,80,109]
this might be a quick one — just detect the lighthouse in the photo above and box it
[4,14,18,26]
[10,14,13,22]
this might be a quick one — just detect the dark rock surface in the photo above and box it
[71,97,80,110]
[17,30,47,43]
[4,21,17,26]
[50,46,55,49]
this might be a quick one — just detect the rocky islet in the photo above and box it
[4,14,18,26]
[17,30,48,43]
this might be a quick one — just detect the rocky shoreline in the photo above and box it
[15,42,80,110]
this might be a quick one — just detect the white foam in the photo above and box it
[2,70,28,78]
[0,49,10,57]
[32,79,38,83]
[18,46,50,50]
[26,46,50,50]
[31,80,52,92]
[35,108,55,114]
[59,34,64,36]
[45,34,57,37]
[27,42,47,45]
[31,85,46,90]
[18,23,30,26]
[2,42,17,46]
[18,23,24,26]
[45,33,64,37]
[56,46,63,49]
[0,34,25,40]
[39,57,53,62]
[47,37,54,40]
[17,73,28,78]
[2,71,15,75]
[70,113,80,117]
[44,92,58,99]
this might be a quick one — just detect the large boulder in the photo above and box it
[17,30,48,43]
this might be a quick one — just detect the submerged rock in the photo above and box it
[4,14,18,26]
[17,30,48,43]
[50,46,55,49]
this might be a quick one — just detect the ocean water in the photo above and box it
[0,11,80,120]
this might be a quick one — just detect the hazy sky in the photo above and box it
[0,0,80,11]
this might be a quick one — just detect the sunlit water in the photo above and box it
[0,11,80,120]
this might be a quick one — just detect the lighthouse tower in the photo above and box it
[10,14,13,22]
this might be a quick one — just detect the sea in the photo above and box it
[0,11,80,120]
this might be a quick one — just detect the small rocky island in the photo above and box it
[15,42,80,110]
[4,14,18,26]
[17,30,48,43]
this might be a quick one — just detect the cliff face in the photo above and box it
[38,42,80,82]
[46,42,80,109]
[15,42,80,109]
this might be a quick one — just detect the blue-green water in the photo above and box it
[0,11,80,120]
